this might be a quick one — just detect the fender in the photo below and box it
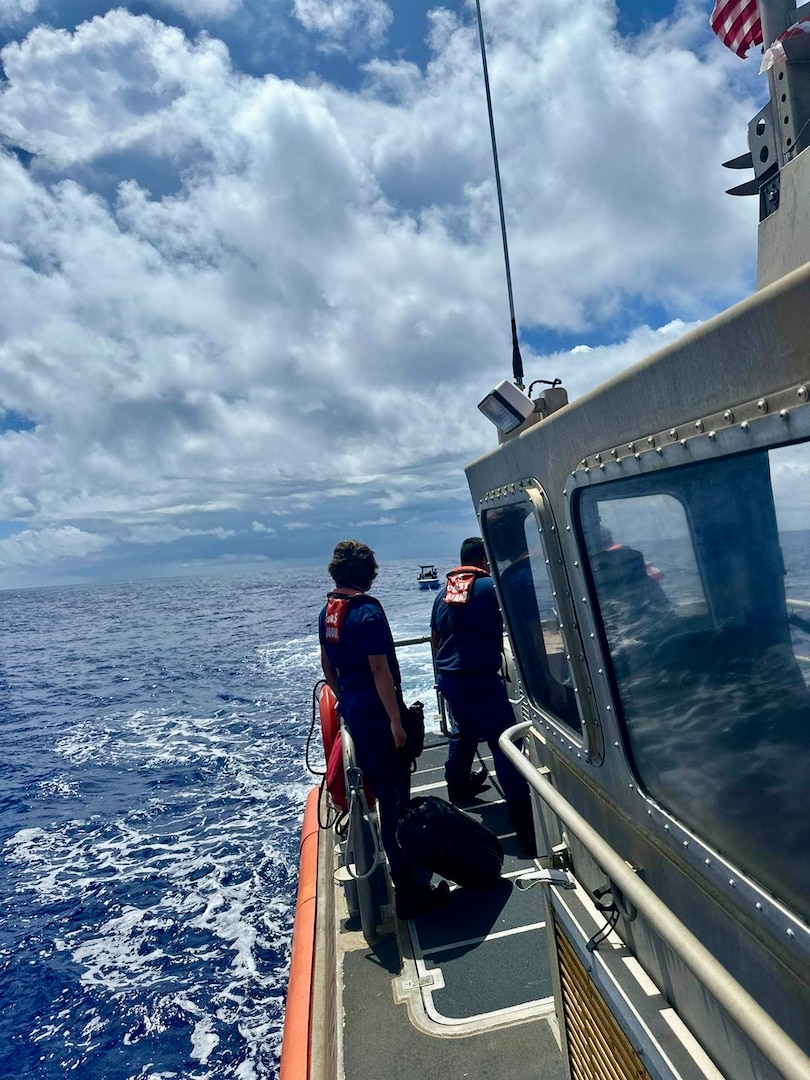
[279,787,319,1080]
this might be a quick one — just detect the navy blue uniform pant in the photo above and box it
[438,671,528,806]
[341,686,423,888]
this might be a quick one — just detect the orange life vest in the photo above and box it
[444,565,489,604]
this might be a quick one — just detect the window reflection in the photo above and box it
[588,495,703,682]
[484,502,581,733]
[578,447,810,919]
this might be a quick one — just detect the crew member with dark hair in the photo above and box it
[431,537,536,853]
[319,540,448,919]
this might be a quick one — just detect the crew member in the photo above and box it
[431,537,536,854]
[319,540,448,919]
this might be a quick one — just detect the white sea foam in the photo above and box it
[5,694,308,1079]
[191,1017,221,1063]
[2,566,444,1078]
[38,776,80,798]
[256,636,321,688]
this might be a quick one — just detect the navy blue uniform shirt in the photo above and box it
[431,572,504,674]
[319,593,400,692]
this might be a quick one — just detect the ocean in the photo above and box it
[0,561,449,1080]
[5,532,808,1079]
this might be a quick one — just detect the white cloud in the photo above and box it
[125,523,236,543]
[0,0,38,27]
[348,515,397,527]
[0,4,768,586]
[0,11,238,166]
[293,0,392,51]
[0,525,110,567]
[153,0,242,20]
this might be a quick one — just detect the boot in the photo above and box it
[507,797,537,857]
[446,767,489,804]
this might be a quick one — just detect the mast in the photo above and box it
[729,0,810,286]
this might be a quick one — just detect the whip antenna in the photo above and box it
[474,0,524,389]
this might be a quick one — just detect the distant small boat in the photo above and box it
[416,564,440,590]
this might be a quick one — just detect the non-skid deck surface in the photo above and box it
[339,732,566,1080]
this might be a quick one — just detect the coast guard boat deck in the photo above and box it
[282,0,810,1074]
[323,731,566,1080]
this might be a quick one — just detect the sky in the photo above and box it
[0,0,768,590]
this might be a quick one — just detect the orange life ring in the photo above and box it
[318,684,340,761]
[325,731,376,811]
[319,684,376,810]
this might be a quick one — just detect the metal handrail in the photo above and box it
[393,633,451,736]
[393,634,432,647]
[499,721,810,1080]
[340,724,383,945]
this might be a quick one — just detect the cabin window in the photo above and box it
[577,445,810,919]
[484,502,581,733]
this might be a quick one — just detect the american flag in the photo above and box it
[710,0,763,57]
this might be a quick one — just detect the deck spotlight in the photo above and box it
[478,379,535,434]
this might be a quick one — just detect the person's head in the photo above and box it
[328,540,378,591]
[460,536,487,570]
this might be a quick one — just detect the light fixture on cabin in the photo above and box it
[477,379,535,433]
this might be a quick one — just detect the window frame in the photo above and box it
[481,480,602,763]
[566,388,810,726]
[563,382,810,925]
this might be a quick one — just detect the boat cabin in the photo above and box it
[416,564,440,590]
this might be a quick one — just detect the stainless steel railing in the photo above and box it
[499,721,810,1080]
[393,633,450,736]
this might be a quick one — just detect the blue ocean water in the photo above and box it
[0,561,449,1080]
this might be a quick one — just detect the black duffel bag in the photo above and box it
[396,795,504,889]
[397,697,425,766]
